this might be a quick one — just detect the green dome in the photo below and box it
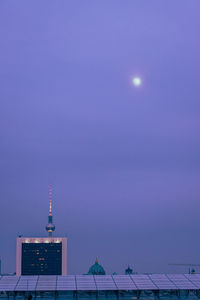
[88,258,106,275]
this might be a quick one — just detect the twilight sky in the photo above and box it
[0,0,200,275]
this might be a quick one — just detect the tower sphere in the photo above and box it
[46,222,55,234]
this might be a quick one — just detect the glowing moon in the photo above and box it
[132,77,142,87]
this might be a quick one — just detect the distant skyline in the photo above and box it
[0,0,200,275]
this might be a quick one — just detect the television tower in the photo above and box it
[45,184,55,237]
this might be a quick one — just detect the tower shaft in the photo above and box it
[46,185,55,237]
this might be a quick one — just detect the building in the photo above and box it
[16,186,67,276]
[16,236,67,276]
[88,258,106,275]
[0,274,200,300]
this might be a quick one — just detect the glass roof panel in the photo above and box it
[38,276,57,280]
[0,275,200,292]
[112,275,137,290]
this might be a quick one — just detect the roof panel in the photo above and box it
[56,276,76,291]
[185,274,200,280]
[112,275,137,290]
[0,275,200,292]
[76,276,96,290]
[149,274,177,289]
[131,275,157,290]
[166,274,198,290]
[94,276,117,290]
[38,276,57,280]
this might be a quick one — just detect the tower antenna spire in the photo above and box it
[46,184,55,237]
[49,184,52,216]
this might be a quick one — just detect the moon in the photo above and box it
[132,77,142,87]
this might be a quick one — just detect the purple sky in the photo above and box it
[0,1,200,275]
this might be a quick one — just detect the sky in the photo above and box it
[0,0,200,275]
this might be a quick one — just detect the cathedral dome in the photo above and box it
[88,258,106,275]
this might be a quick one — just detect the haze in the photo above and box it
[0,1,200,275]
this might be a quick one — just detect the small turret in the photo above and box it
[45,185,55,237]
[125,265,133,275]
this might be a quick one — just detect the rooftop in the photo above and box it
[0,274,200,291]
